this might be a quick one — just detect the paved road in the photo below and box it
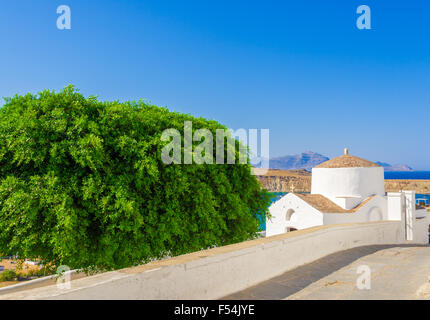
[222,244,430,300]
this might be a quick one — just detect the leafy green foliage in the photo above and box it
[0,270,16,282]
[0,86,270,271]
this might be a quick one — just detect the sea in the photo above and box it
[259,171,430,231]
[384,171,430,180]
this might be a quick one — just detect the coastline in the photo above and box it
[255,169,430,195]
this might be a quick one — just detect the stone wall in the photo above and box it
[1,220,424,300]
[385,180,430,195]
[256,171,430,195]
[257,175,311,193]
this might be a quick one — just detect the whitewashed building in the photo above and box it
[266,149,427,241]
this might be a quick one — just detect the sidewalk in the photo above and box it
[222,244,430,300]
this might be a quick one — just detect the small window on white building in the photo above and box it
[286,209,295,221]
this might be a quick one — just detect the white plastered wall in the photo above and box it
[266,193,323,237]
[0,221,423,300]
[322,195,388,225]
[311,167,385,209]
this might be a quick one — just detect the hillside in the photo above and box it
[255,151,413,172]
[268,151,328,171]
[375,162,413,172]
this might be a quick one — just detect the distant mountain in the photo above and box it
[269,151,329,171]
[253,151,413,172]
[375,161,413,172]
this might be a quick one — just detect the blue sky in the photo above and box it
[1,0,429,169]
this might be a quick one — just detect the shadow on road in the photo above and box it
[221,244,428,300]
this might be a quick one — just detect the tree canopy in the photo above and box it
[0,86,270,271]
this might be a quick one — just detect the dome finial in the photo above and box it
[344,148,349,155]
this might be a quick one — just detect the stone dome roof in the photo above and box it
[314,149,381,169]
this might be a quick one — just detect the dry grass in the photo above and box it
[0,258,43,286]
[0,281,18,288]
[253,168,311,177]
[0,259,41,273]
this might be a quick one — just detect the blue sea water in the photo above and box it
[384,171,430,179]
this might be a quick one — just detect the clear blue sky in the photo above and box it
[1,0,429,169]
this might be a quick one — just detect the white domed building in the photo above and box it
[266,149,418,238]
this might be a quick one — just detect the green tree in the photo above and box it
[0,86,270,271]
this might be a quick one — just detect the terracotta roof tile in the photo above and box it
[314,155,380,169]
[294,193,376,213]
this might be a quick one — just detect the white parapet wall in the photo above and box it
[0,220,427,300]
[415,212,429,243]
